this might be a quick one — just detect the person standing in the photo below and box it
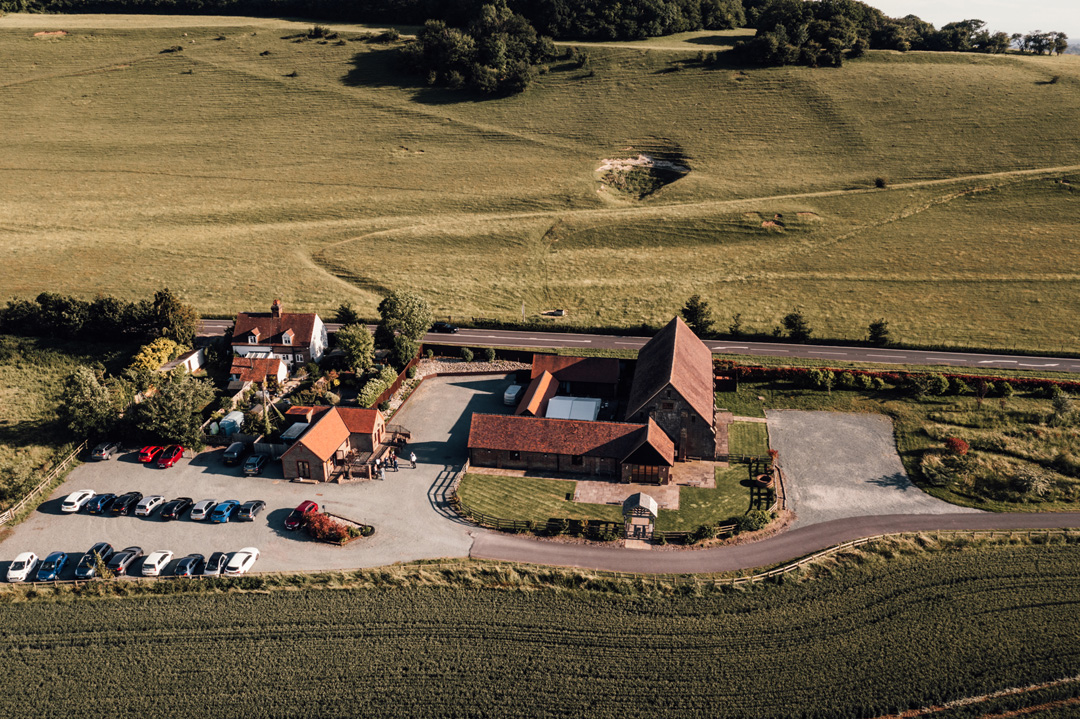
[379,464,386,481]
[409,451,417,468]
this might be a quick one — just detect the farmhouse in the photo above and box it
[468,414,675,484]
[231,300,328,367]
[280,406,387,482]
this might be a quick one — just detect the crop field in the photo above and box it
[1,15,1079,351]
[1,543,1078,717]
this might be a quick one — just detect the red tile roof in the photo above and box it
[285,406,330,424]
[515,371,559,417]
[531,355,620,384]
[468,414,674,465]
[335,407,384,435]
[283,407,350,462]
[625,317,714,423]
[229,356,284,383]
[233,304,319,348]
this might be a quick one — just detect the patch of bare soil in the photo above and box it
[596,152,690,199]
[33,30,67,37]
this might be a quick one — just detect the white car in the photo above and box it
[6,552,39,582]
[61,489,96,513]
[224,547,260,576]
[190,499,216,521]
[141,550,174,577]
[135,495,165,517]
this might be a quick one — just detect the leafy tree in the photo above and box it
[680,294,714,336]
[334,302,363,326]
[151,288,199,346]
[377,291,432,343]
[389,335,420,371]
[781,308,811,342]
[128,337,184,373]
[59,367,117,437]
[728,312,743,337]
[335,323,375,372]
[132,369,215,449]
[867,318,890,346]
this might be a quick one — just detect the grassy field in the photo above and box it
[1,542,1078,717]
[457,467,752,530]
[0,336,135,508]
[1,15,1079,351]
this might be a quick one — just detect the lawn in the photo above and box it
[2,543,1079,718]
[727,421,770,456]
[1,16,1079,351]
[655,465,751,531]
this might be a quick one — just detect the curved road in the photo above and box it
[468,512,1080,574]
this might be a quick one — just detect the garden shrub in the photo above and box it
[949,377,971,395]
[481,347,496,363]
[305,512,352,544]
[406,366,416,379]
[735,510,773,533]
[1010,466,1052,497]
[871,377,887,390]
[691,524,717,543]
[460,347,474,363]
[425,349,434,360]
[944,437,970,456]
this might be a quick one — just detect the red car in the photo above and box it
[156,445,184,468]
[284,500,319,530]
[139,445,163,463]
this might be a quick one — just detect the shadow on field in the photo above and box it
[341,50,536,105]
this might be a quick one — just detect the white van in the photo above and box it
[503,384,523,406]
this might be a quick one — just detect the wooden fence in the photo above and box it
[0,440,88,526]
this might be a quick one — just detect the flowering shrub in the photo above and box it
[305,512,352,544]
[944,437,970,456]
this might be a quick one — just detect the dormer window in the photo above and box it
[248,334,258,345]
[282,329,294,346]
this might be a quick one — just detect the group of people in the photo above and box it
[374,449,417,480]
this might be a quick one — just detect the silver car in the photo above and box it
[190,499,216,521]
[135,495,165,517]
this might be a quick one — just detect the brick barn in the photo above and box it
[280,406,386,482]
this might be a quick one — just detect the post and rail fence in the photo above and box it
[0,440,88,526]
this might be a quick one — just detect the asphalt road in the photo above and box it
[198,319,1080,373]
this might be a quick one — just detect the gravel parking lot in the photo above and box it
[766,410,980,528]
[0,375,515,580]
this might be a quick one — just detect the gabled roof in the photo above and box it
[625,316,714,422]
[233,309,318,348]
[285,405,330,424]
[229,356,284,383]
[515,371,559,417]
[624,419,676,466]
[531,355,620,384]
[335,407,384,435]
[622,492,659,518]
[283,407,350,462]
[468,414,674,466]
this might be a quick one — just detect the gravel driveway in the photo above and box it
[766,410,980,528]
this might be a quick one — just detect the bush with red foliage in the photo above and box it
[944,437,970,456]
[305,512,351,544]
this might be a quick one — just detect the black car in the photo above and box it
[74,542,115,579]
[160,497,194,521]
[236,500,266,521]
[173,554,205,578]
[90,441,121,460]
[222,442,247,466]
[242,454,269,476]
[84,493,117,515]
[106,546,144,576]
[431,322,458,334]
[202,552,229,577]
[109,491,143,516]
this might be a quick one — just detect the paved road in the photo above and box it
[470,512,1080,574]
[198,319,1080,373]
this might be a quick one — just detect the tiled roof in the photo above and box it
[625,316,714,423]
[283,407,350,462]
[229,356,284,383]
[233,309,318,347]
[335,407,384,435]
[285,406,330,424]
[515,371,559,417]
[468,414,674,465]
[531,355,620,384]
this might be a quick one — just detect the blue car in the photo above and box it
[210,500,240,524]
[84,493,117,515]
[36,551,68,581]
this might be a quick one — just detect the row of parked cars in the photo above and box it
[93,440,271,475]
[62,490,266,523]
[6,544,261,582]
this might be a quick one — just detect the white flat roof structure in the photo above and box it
[545,396,601,421]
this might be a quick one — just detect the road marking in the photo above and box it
[523,337,592,343]
[927,358,964,362]
[1020,363,1059,368]
[808,351,849,356]
[866,354,907,359]
[615,341,643,346]
[711,346,748,350]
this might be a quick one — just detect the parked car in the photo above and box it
[61,489,96,513]
[160,497,193,521]
[90,441,121,460]
[84,493,117,515]
[210,500,240,524]
[284,500,319,530]
[190,499,216,521]
[431,322,458,334]
[236,500,266,521]
[242,454,269,476]
[156,445,184,469]
[224,547,260,576]
[222,442,247,466]
[139,445,163,463]
[106,546,144,576]
[110,491,143,516]
[135,495,166,517]
[74,542,115,579]
[6,552,39,583]
[36,551,69,582]
[173,554,205,578]
[202,551,229,577]
[141,550,174,577]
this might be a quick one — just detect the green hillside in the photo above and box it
[2,16,1079,350]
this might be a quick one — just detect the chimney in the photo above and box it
[271,299,282,318]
